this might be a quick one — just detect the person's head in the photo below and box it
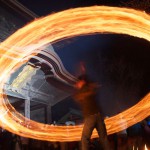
[78,74,89,82]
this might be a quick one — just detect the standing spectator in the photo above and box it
[1,130,14,150]
[127,122,143,149]
[116,114,128,150]
[20,136,29,150]
[141,119,150,148]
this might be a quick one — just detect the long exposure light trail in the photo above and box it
[0,6,150,141]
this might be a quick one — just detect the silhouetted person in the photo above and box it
[141,119,150,148]
[73,75,110,150]
[0,130,14,150]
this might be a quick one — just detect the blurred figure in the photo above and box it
[127,122,143,149]
[20,136,29,150]
[141,119,150,149]
[53,142,60,150]
[0,130,15,150]
[73,74,110,150]
[107,133,117,150]
[116,114,128,150]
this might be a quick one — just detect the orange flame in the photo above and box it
[0,6,150,141]
[145,144,148,150]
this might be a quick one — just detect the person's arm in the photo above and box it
[73,82,97,101]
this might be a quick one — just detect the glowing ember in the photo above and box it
[0,6,150,141]
[145,145,148,150]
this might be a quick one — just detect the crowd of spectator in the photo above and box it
[0,117,150,150]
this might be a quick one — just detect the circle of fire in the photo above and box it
[0,6,150,142]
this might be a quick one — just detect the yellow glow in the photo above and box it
[0,6,150,141]
[145,144,148,150]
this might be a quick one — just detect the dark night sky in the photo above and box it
[18,0,122,16]
[18,0,150,117]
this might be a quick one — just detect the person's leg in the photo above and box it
[81,114,97,150]
[96,113,110,150]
